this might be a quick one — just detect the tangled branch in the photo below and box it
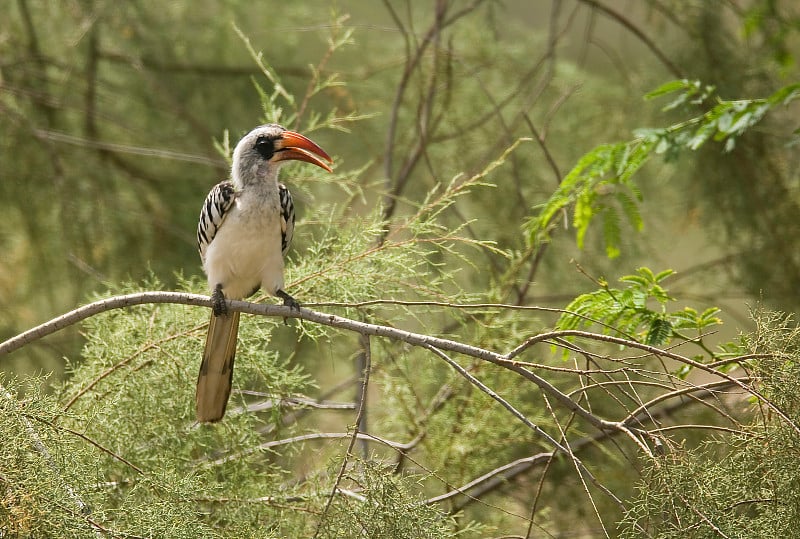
[2,290,786,439]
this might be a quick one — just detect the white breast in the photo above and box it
[202,191,285,299]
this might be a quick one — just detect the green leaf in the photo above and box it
[716,110,733,133]
[616,191,643,231]
[655,287,673,304]
[699,307,724,327]
[670,307,700,330]
[767,82,800,105]
[644,79,695,100]
[654,269,675,282]
[602,208,622,259]
[637,266,657,283]
[620,274,648,287]
[619,139,656,183]
[673,364,693,380]
[655,136,671,154]
[573,189,596,250]
[646,317,672,346]
[727,111,754,135]
[687,121,717,150]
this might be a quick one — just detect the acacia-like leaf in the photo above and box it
[646,317,673,346]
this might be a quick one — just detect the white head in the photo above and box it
[231,124,332,188]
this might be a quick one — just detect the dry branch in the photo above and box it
[2,290,780,449]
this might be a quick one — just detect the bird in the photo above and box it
[195,124,332,423]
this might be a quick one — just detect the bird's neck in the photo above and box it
[233,162,280,191]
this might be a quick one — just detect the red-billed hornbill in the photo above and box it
[195,124,332,422]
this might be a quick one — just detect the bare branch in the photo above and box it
[31,129,225,167]
[4,291,784,440]
[426,383,738,510]
[314,334,372,538]
[426,344,569,454]
[0,292,211,356]
[576,0,683,78]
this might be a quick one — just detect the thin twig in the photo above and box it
[575,0,683,77]
[426,344,626,511]
[26,413,144,475]
[426,384,736,509]
[541,392,611,538]
[426,345,570,455]
[507,329,798,434]
[313,334,371,537]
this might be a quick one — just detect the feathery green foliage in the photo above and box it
[314,460,482,539]
[527,140,649,259]
[556,267,724,350]
[640,79,800,153]
[620,311,800,538]
[526,79,800,260]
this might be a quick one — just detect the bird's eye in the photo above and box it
[254,136,275,160]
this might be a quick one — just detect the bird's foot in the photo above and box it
[276,289,300,326]
[276,289,301,310]
[211,284,228,316]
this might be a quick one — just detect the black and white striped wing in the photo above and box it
[278,182,295,257]
[197,181,236,262]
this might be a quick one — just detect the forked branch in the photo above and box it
[1,290,786,439]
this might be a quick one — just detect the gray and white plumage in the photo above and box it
[195,124,331,423]
[197,181,235,262]
[197,180,295,268]
[278,183,295,256]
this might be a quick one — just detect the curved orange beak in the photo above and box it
[274,130,333,172]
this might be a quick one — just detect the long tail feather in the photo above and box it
[196,311,240,422]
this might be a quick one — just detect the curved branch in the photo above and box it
[576,0,683,78]
[0,291,613,434]
[621,379,744,427]
[0,291,507,362]
[0,292,212,356]
[510,329,800,436]
[2,290,790,440]
[425,382,743,510]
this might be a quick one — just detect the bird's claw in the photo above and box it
[276,289,300,325]
[211,284,228,316]
[276,289,301,310]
